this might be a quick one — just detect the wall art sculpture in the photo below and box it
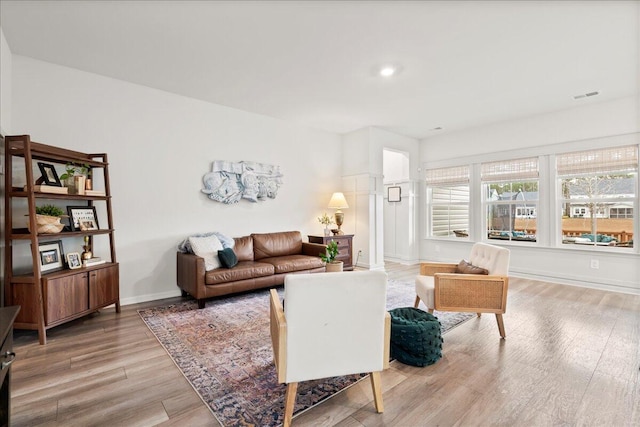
[201,160,283,204]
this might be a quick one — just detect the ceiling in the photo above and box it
[1,1,638,139]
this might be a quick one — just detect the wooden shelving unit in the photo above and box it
[3,135,120,345]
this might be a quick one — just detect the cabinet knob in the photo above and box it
[1,351,16,370]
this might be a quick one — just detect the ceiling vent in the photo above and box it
[573,91,600,100]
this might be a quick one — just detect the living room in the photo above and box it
[0,1,638,426]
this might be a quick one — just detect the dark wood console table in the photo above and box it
[1,306,20,427]
[309,234,354,271]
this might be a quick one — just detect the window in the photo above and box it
[426,166,469,238]
[610,207,633,218]
[558,145,637,248]
[482,157,538,242]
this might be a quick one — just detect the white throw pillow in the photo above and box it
[189,234,224,271]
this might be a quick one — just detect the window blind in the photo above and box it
[425,165,469,185]
[481,157,539,181]
[557,145,639,176]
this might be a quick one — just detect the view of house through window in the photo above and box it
[482,157,539,243]
[558,145,637,249]
[425,145,637,251]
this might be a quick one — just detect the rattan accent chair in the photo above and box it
[269,271,390,426]
[414,242,510,338]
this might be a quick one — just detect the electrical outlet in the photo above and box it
[590,259,599,269]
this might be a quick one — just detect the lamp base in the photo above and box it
[334,211,344,235]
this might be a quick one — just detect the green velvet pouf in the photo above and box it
[389,307,443,367]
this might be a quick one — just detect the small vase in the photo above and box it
[74,175,86,195]
[65,177,76,194]
[324,227,330,237]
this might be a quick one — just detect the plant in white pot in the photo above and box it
[28,204,66,234]
[320,240,343,272]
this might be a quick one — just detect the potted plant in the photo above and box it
[317,212,334,237]
[320,240,343,272]
[27,204,66,234]
[59,162,89,194]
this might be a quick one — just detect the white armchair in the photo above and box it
[269,271,390,426]
[414,242,510,338]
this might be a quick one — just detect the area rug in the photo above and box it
[138,279,473,427]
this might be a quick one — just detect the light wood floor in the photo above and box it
[9,263,640,426]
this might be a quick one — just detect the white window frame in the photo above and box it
[556,145,638,250]
[481,157,540,244]
[425,166,470,239]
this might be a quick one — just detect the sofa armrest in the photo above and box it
[302,242,327,257]
[419,262,457,276]
[176,252,206,299]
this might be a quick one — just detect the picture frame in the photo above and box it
[37,162,62,187]
[67,206,100,231]
[388,186,401,202]
[66,252,82,269]
[38,240,64,272]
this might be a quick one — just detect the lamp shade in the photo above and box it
[328,192,349,209]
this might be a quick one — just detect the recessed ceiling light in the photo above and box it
[573,91,600,100]
[380,66,396,77]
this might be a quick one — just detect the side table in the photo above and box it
[308,234,354,271]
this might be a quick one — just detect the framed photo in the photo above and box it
[67,206,100,231]
[37,162,62,187]
[38,240,64,272]
[388,186,401,202]
[66,252,82,269]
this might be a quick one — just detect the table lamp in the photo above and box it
[328,192,349,235]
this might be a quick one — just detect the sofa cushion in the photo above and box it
[178,231,233,253]
[252,231,303,260]
[189,234,224,271]
[261,255,325,274]
[205,261,275,285]
[233,236,254,262]
[456,259,489,275]
[218,248,238,268]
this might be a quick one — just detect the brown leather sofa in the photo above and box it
[177,231,326,308]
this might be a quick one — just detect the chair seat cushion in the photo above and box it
[389,307,443,367]
[415,275,435,309]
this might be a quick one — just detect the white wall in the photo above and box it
[11,55,342,304]
[342,127,420,267]
[0,27,11,133]
[420,96,640,294]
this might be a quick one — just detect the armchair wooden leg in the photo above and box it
[370,371,384,413]
[495,313,506,339]
[428,308,434,314]
[283,382,298,427]
[414,295,421,308]
[477,313,482,317]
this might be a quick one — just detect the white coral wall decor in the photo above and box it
[201,160,283,204]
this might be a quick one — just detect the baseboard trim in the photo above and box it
[121,289,182,306]
[510,269,640,296]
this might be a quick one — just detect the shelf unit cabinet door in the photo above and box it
[89,265,119,309]
[43,273,90,324]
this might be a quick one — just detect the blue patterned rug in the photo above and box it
[138,279,473,426]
